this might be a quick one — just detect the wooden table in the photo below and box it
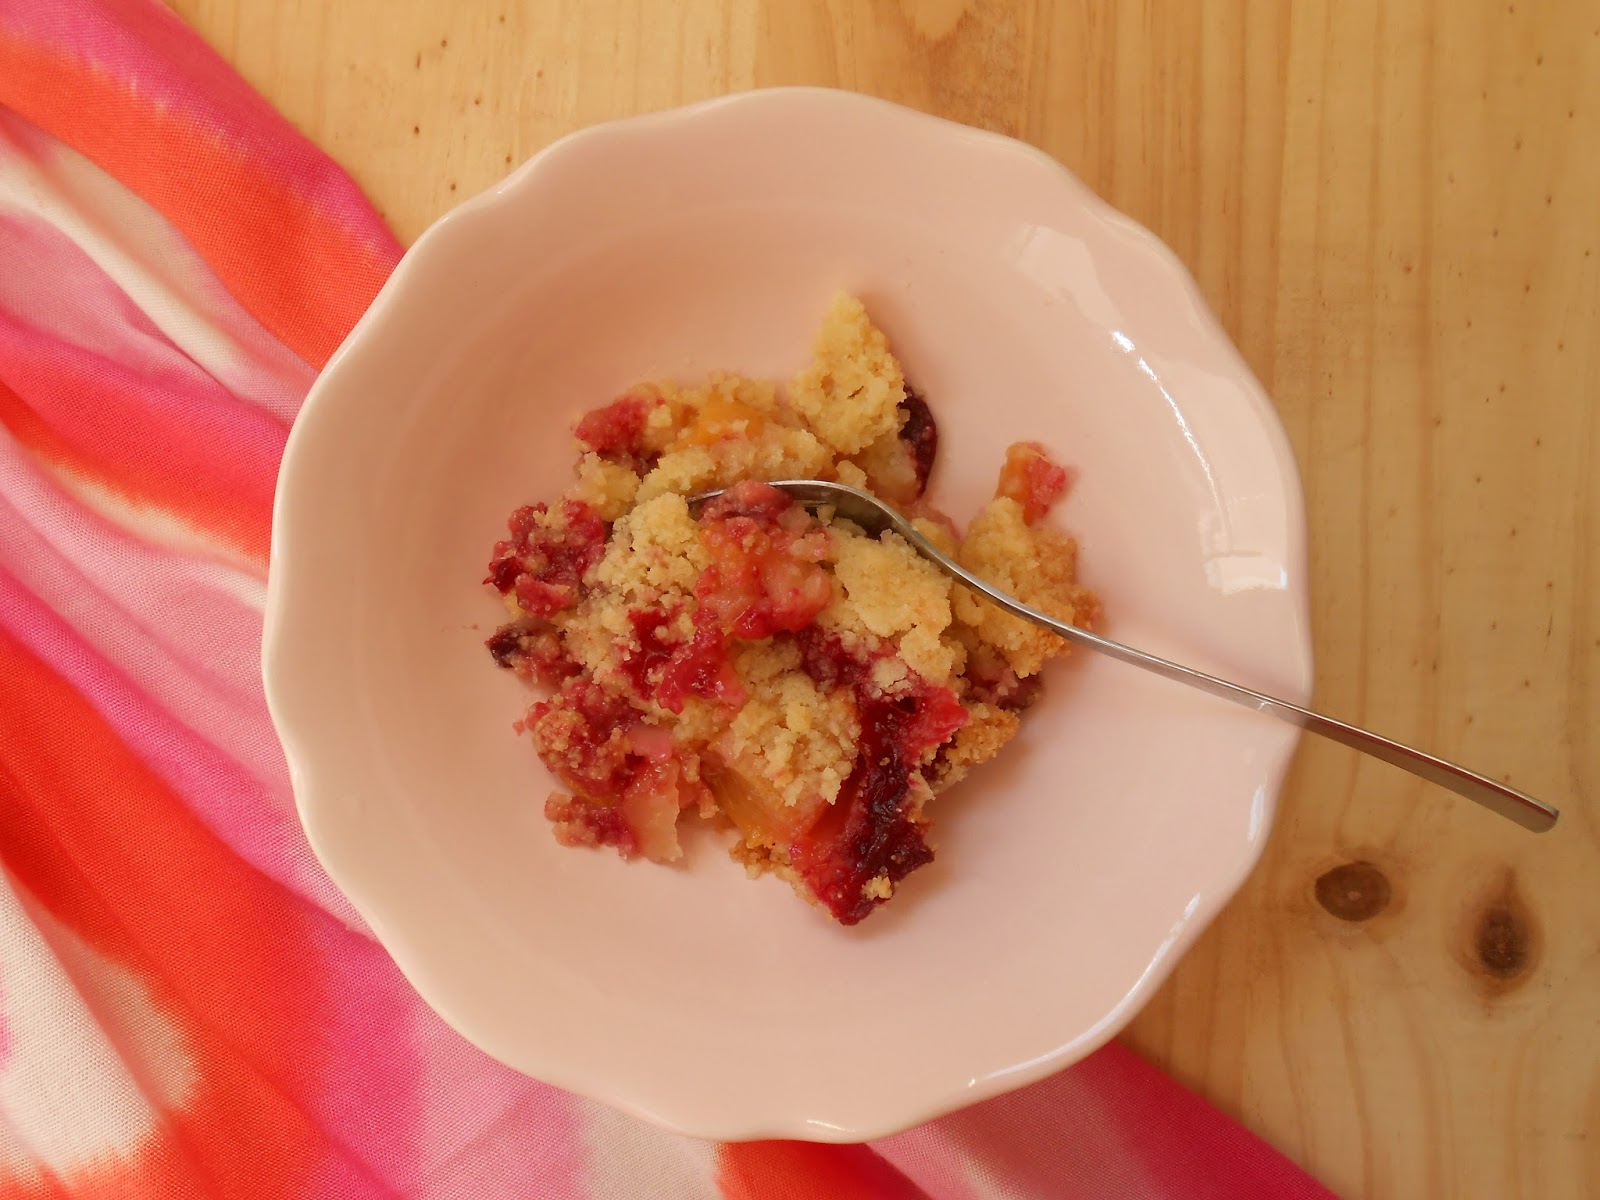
[171,2,1599,1195]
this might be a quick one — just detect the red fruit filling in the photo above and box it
[529,679,645,798]
[694,482,833,640]
[788,627,969,924]
[644,483,838,713]
[487,624,583,686]
[574,393,663,472]
[650,482,836,712]
[544,793,637,855]
[485,499,608,619]
[655,618,746,713]
[486,624,525,667]
[897,386,939,497]
[616,608,680,694]
[530,679,691,861]
[996,441,1069,525]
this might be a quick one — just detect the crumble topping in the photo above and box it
[954,496,1099,677]
[483,294,1097,924]
[787,293,905,455]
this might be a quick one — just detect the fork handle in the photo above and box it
[908,529,1560,833]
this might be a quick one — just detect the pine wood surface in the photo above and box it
[169,2,1600,1195]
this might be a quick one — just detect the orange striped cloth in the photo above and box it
[0,1,1338,1196]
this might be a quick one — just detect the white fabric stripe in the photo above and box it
[0,875,198,1177]
[0,108,315,423]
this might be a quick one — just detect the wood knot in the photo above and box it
[1315,861,1391,922]
[1453,868,1540,995]
[1475,902,1531,977]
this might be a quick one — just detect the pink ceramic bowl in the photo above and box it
[264,88,1312,1142]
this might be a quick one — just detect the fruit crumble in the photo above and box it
[483,295,1098,924]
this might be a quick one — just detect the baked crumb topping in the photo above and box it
[483,294,1097,924]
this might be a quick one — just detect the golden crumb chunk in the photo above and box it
[594,492,709,597]
[927,703,1021,792]
[954,497,1090,677]
[571,453,641,521]
[787,293,905,455]
[636,427,835,502]
[862,875,894,901]
[829,528,958,683]
[834,460,870,490]
[723,644,859,809]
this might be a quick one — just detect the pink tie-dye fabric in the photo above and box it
[0,1,1338,1196]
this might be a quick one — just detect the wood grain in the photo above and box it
[167,1,1600,1195]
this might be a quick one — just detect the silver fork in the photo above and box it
[690,479,1559,833]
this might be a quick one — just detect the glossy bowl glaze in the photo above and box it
[264,88,1312,1142]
